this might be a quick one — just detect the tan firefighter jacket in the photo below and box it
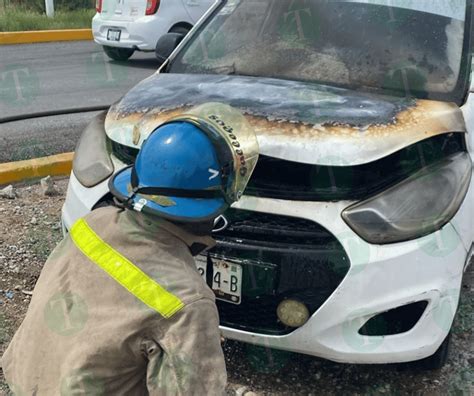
[1,206,227,395]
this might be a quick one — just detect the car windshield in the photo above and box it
[169,0,468,99]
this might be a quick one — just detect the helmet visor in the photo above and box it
[175,103,259,203]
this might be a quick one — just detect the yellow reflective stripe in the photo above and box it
[70,218,184,318]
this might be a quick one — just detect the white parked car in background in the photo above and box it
[93,0,214,61]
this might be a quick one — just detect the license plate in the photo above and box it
[195,256,242,305]
[107,29,121,41]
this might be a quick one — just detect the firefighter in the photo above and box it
[1,103,259,396]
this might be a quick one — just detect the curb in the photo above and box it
[0,29,93,45]
[0,153,74,185]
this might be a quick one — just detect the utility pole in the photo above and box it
[45,0,54,17]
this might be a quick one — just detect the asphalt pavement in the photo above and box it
[0,41,158,162]
[0,111,102,163]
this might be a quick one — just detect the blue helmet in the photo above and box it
[109,103,259,223]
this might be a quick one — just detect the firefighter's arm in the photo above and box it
[146,298,227,396]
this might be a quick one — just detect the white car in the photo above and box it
[64,0,474,370]
[92,0,214,61]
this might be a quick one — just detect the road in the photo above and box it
[0,41,157,162]
[0,112,101,163]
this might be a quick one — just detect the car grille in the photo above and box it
[109,133,465,201]
[245,133,465,200]
[207,209,350,335]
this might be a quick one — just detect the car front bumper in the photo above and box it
[62,170,471,364]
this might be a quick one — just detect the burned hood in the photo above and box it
[106,73,466,166]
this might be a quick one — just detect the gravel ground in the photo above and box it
[0,179,473,396]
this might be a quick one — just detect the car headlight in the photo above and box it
[73,112,114,187]
[342,152,472,244]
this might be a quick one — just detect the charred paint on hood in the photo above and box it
[105,73,466,166]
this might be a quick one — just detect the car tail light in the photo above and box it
[96,0,102,13]
[146,0,160,15]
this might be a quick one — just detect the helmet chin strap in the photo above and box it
[124,166,141,207]
[125,186,141,209]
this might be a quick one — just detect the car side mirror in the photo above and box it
[155,33,185,64]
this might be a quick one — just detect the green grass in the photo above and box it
[0,8,95,32]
